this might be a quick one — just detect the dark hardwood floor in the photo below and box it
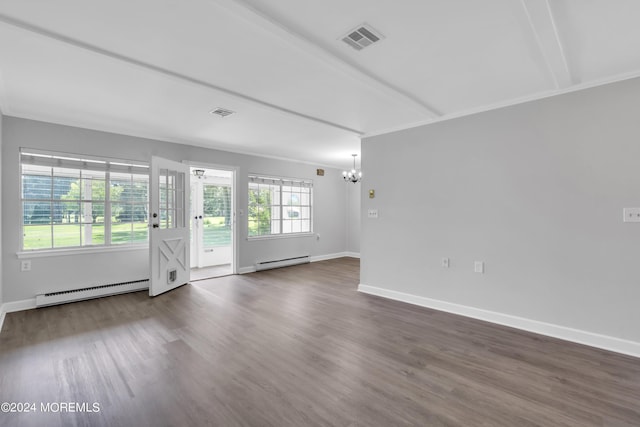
[1,257,639,426]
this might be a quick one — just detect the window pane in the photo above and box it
[284,207,299,219]
[258,207,270,235]
[290,191,301,206]
[130,180,148,201]
[282,190,292,206]
[301,191,310,205]
[111,222,132,244]
[272,205,280,220]
[53,224,81,248]
[300,207,311,220]
[26,202,51,224]
[59,202,80,224]
[248,220,258,236]
[271,187,280,205]
[53,175,77,201]
[78,174,106,201]
[23,174,52,199]
[80,202,105,224]
[81,223,105,246]
[110,174,130,203]
[248,176,312,237]
[131,221,148,243]
[21,151,149,250]
[23,225,52,250]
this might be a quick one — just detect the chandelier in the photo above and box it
[342,154,362,183]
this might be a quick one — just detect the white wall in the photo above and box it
[361,77,640,352]
[346,182,360,255]
[0,110,4,313]
[2,117,350,303]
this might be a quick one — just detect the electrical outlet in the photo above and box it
[21,260,32,272]
[442,258,450,268]
[474,261,484,274]
[623,208,640,222]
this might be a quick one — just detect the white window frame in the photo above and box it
[19,148,150,254]
[248,174,313,240]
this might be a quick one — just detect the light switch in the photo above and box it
[474,261,484,274]
[623,208,640,222]
[367,209,378,219]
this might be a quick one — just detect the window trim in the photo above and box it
[19,148,150,253]
[247,174,313,239]
[247,232,315,242]
[17,244,148,259]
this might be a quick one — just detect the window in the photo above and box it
[20,150,149,251]
[248,175,312,237]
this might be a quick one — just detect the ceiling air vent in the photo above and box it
[341,23,384,51]
[210,107,235,118]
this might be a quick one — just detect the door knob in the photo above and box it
[152,223,159,228]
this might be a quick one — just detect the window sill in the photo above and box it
[17,244,149,259]
[247,232,316,241]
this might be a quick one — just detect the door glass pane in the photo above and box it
[175,172,185,228]
[202,184,231,247]
[190,183,196,242]
[158,169,184,229]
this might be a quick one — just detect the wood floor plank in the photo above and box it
[1,257,639,426]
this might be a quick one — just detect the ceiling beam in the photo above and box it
[0,13,364,136]
[520,0,573,89]
[214,0,441,118]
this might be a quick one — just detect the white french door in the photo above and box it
[190,170,234,269]
[149,156,190,297]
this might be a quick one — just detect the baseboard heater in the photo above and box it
[255,255,310,271]
[36,279,149,307]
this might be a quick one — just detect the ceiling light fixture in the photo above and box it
[342,154,362,183]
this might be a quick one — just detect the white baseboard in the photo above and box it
[0,299,37,332]
[238,266,257,274]
[310,252,350,263]
[2,298,37,313]
[344,252,360,259]
[358,284,640,359]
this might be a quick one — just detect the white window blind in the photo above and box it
[20,149,149,251]
[248,175,313,237]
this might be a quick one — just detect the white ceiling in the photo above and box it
[1,1,640,169]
